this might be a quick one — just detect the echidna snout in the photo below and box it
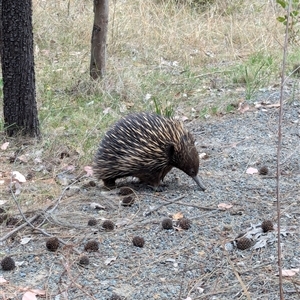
[94,112,206,190]
[172,137,206,191]
[192,175,206,191]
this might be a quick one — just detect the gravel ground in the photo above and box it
[0,88,300,300]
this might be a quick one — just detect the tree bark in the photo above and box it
[90,0,109,79]
[1,0,40,137]
[0,0,3,61]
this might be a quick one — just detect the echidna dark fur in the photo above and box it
[94,112,206,190]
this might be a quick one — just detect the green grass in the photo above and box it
[231,52,277,100]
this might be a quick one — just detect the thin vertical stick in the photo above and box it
[277,1,292,299]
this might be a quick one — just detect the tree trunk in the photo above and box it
[90,0,109,79]
[0,0,3,61]
[1,0,40,137]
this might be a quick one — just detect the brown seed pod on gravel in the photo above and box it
[121,196,134,206]
[162,218,173,230]
[119,187,134,195]
[259,166,269,175]
[79,255,90,266]
[46,237,59,252]
[88,218,97,226]
[236,237,252,250]
[1,256,16,271]
[94,112,206,190]
[102,220,114,230]
[84,240,99,252]
[88,180,96,187]
[178,218,191,230]
[261,220,274,232]
[132,236,145,248]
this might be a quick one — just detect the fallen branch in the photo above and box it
[2,170,85,254]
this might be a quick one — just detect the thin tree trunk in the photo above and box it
[90,0,109,79]
[1,0,40,137]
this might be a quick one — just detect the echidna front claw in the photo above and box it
[192,176,206,191]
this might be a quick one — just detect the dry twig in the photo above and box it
[4,166,84,254]
[277,1,292,299]
[143,195,185,216]
[226,255,251,300]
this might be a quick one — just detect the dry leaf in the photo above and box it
[0,277,8,284]
[84,166,93,177]
[15,261,25,267]
[246,167,258,174]
[12,181,22,195]
[18,154,29,163]
[0,200,7,206]
[144,93,152,101]
[218,203,233,210]
[165,258,176,263]
[174,226,184,231]
[103,107,111,115]
[41,49,50,56]
[1,142,9,150]
[22,289,46,300]
[125,102,134,108]
[119,103,127,113]
[64,165,75,172]
[90,202,105,210]
[22,291,38,300]
[115,218,131,227]
[237,102,250,113]
[34,157,42,164]
[281,268,299,277]
[12,171,26,183]
[20,237,32,245]
[252,238,268,250]
[255,102,280,109]
[225,242,234,251]
[199,153,208,159]
[174,92,181,98]
[181,116,189,122]
[173,212,184,220]
[40,178,56,185]
[104,256,117,265]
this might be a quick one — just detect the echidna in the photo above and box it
[94,112,206,190]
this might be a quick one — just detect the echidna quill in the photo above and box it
[94,112,206,190]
